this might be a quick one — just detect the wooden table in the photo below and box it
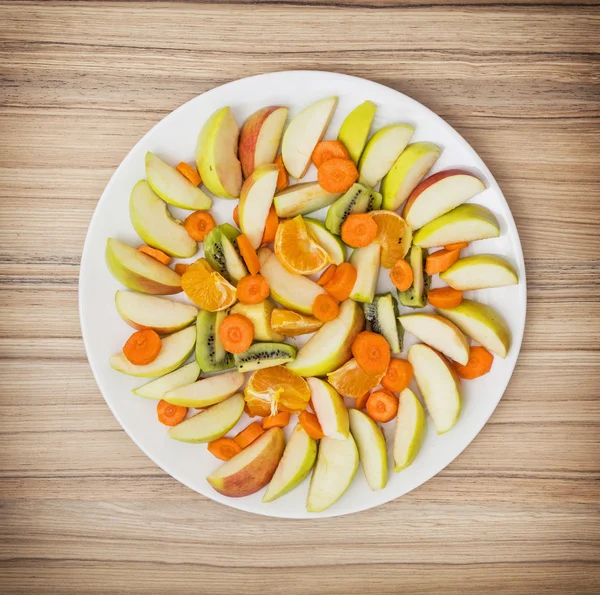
[1,2,599,593]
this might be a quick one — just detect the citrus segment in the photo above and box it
[370,210,413,269]
[327,358,385,399]
[270,309,324,336]
[181,258,237,311]
[274,216,330,275]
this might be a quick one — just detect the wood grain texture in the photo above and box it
[0,1,599,593]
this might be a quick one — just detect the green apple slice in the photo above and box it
[437,298,511,358]
[348,408,388,490]
[115,290,198,334]
[349,243,381,303]
[393,388,426,471]
[408,343,461,434]
[413,204,500,248]
[274,182,341,218]
[163,370,245,407]
[381,142,442,211]
[306,434,359,513]
[230,300,285,342]
[145,152,212,210]
[286,299,365,377]
[133,361,200,400]
[282,96,338,179]
[440,254,518,290]
[239,163,279,248]
[358,123,414,188]
[338,100,377,164]
[308,377,349,440]
[258,247,326,314]
[110,326,195,378]
[263,424,317,503]
[168,393,245,443]
[304,218,346,265]
[399,313,470,365]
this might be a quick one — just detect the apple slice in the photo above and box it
[349,243,381,304]
[398,313,470,365]
[306,434,359,512]
[282,97,338,179]
[258,247,326,314]
[308,377,349,440]
[110,326,195,378]
[348,408,388,490]
[413,203,500,248]
[207,427,286,497]
[381,142,442,211]
[304,218,346,265]
[436,299,511,358]
[133,361,200,400]
[168,393,245,443]
[338,100,377,164]
[440,254,518,290]
[115,290,198,334]
[274,182,341,219]
[239,106,288,178]
[286,300,365,377]
[403,169,486,230]
[163,370,245,407]
[230,300,285,342]
[408,343,461,434]
[196,106,242,199]
[106,238,182,295]
[358,123,414,188]
[263,424,317,503]
[238,163,279,248]
[393,388,426,471]
[145,152,212,211]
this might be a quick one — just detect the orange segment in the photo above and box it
[327,358,385,399]
[181,258,237,311]
[370,210,413,269]
[274,216,330,275]
[270,309,324,336]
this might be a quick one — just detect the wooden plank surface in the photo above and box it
[0,1,599,593]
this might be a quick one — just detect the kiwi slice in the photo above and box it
[325,183,371,235]
[203,224,247,284]
[398,246,430,309]
[233,342,297,373]
[195,310,234,372]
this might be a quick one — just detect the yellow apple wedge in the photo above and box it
[440,254,518,290]
[133,362,200,400]
[393,388,426,471]
[348,409,388,490]
[338,100,377,164]
[308,377,349,440]
[163,370,245,408]
[274,182,341,218]
[230,300,285,342]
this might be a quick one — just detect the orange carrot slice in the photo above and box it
[390,259,413,292]
[123,329,162,365]
[184,212,216,242]
[341,213,378,248]
[452,346,494,379]
[176,162,202,186]
[138,245,172,265]
[218,313,254,354]
[317,158,359,193]
[157,399,188,426]
[237,234,261,275]
[207,437,242,460]
[351,331,391,375]
[236,274,270,305]
[428,287,463,308]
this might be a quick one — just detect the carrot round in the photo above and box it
[317,158,359,193]
[311,140,351,168]
[237,234,261,276]
[428,286,464,308]
[354,391,370,410]
[207,437,242,461]
[234,422,265,448]
[425,248,461,275]
[366,390,399,423]
[218,313,255,354]
[341,213,378,248]
[352,331,391,375]
[318,264,338,287]
[312,293,340,322]
[444,241,469,251]
[123,329,162,365]
[157,399,188,426]
[381,358,413,392]
[237,274,270,304]
[184,211,216,242]
[275,155,289,192]
[262,411,291,430]
[298,410,324,439]
[323,262,357,301]
[176,162,202,186]
[233,205,240,228]
[261,206,279,245]
[138,245,172,265]
[389,259,414,292]
[453,346,494,379]
[174,263,189,276]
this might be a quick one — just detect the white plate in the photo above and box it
[79,70,526,518]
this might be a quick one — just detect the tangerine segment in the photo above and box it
[270,309,324,337]
[327,358,385,399]
[274,216,330,275]
[370,210,413,269]
[181,258,237,311]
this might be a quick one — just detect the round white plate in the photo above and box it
[79,70,526,518]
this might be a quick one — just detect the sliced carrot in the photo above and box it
[366,390,399,423]
[138,245,172,266]
[428,286,463,308]
[176,162,202,186]
[261,206,279,245]
[453,346,494,379]
[233,205,240,228]
[174,263,189,276]
[317,158,359,193]
[262,411,291,430]
[354,391,370,410]
[323,262,357,301]
[298,410,324,439]
[389,259,414,292]
[123,329,162,365]
[341,213,378,248]
[157,399,188,426]
[444,241,469,251]
[218,313,255,354]
[207,437,242,461]
[237,274,270,304]
[234,421,265,449]
[184,211,216,242]
[352,331,391,375]
[318,264,338,287]
[425,248,460,276]
[311,140,351,168]
[275,155,289,192]
[312,293,340,322]
[381,358,413,393]
[237,234,261,275]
